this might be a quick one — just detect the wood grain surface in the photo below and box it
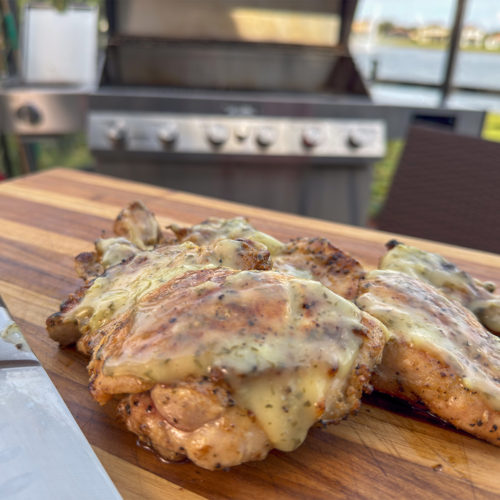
[0,168,499,500]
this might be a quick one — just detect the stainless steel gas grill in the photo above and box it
[88,0,387,225]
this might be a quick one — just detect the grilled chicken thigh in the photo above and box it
[380,241,500,334]
[48,205,387,469]
[91,268,386,468]
[357,270,500,445]
[50,249,386,469]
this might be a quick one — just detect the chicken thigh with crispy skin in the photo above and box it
[47,205,387,469]
[49,253,386,469]
[356,270,500,445]
[90,268,386,468]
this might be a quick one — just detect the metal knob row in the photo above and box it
[205,123,279,148]
[105,122,369,151]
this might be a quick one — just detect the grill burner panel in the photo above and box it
[88,112,385,159]
[89,89,386,226]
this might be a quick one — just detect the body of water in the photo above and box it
[350,41,500,110]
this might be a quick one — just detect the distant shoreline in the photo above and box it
[351,35,500,54]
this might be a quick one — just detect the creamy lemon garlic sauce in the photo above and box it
[357,270,500,409]
[0,320,30,352]
[381,243,500,334]
[383,244,462,288]
[67,238,273,336]
[381,243,492,297]
[274,262,314,281]
[69,242,217,333]
[234,366,329,450]
[95,237,139,269]
[103,271,365,450]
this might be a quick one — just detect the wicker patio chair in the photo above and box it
[375,125,500,254]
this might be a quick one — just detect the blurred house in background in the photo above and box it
[410,25,450,44]
[460,25,484,47]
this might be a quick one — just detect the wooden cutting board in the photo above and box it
[0,168,499,500]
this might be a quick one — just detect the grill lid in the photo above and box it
[102,0,367,95]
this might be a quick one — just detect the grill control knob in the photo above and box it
[302,126,324,148]
[256,126,277,148]
[158,122,179,145]
[234,124,250,141]
[16,103,42,125]
[346,132,364,149]
[207,124,229,146]
[107,123,126,146]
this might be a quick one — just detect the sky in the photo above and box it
[356,0,500,32]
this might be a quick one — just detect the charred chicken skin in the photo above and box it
[272,237,364,301]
